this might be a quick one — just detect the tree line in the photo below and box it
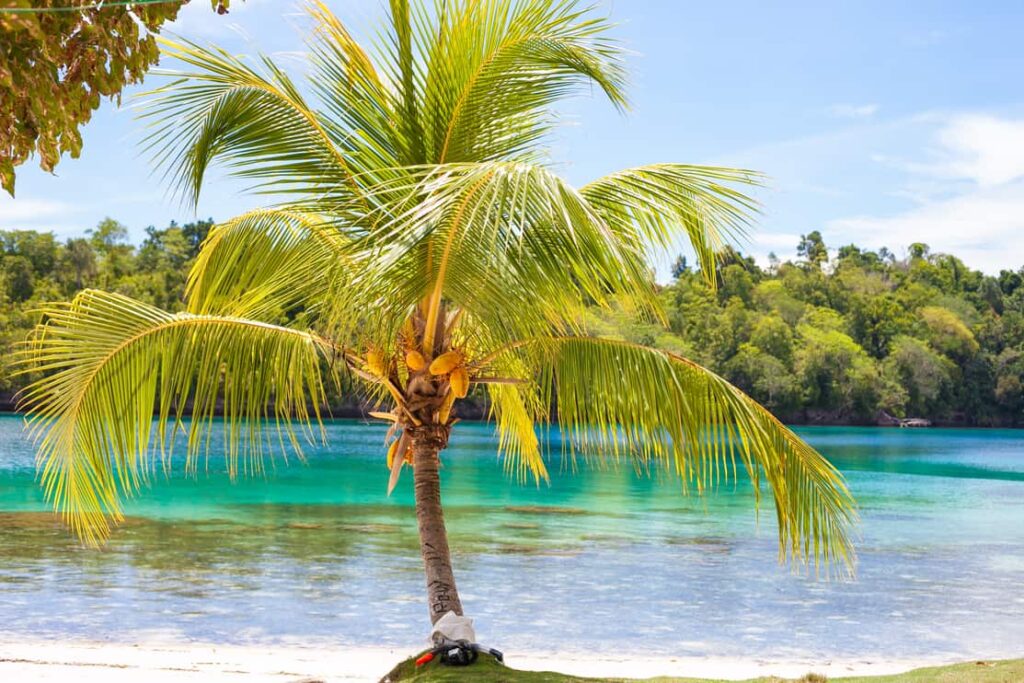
[2,223,1022,426]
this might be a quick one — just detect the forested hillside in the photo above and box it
[594,232,1024,426]
[2,223,1022,426]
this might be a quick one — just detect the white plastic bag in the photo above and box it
[431,610,476,644]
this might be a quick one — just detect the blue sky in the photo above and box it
[3,0,1024,277]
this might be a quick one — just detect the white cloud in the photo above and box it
[752,232,802,251]
[827,103,879,119]
[0,197,73,226]
[935,114,1024,186]
[166,0,273,41]
[828,181,1024,272]
[826,113,1024,272]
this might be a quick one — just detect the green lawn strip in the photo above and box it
[380,652,1024,683]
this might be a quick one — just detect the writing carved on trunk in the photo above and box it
[410,422,463,624]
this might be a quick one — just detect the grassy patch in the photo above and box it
[379,652,1024,683]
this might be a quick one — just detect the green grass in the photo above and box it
[380,652,1024,683]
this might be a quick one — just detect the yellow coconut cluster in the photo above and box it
[429,351,469,398]
[366,341,472,471]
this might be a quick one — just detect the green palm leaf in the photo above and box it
[422,0,628,163]
[492,336,857,572]
[487,381,549,484]
[186,208,349,321]
[16,290,332,544]
[305,0,402,173]
[139,37,366,209]
[580,164,763,285]
[353,161,663,347]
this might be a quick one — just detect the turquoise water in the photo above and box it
[1,414,1023,660]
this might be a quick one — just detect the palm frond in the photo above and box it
[487,381,549,484]
[494,336,857,573]
[356,161,661,347]
[304,1,406,175]
[15,290,334,544]
[423,0,628,164]
[139,37,365,209]
[382,0,428,164]
[186,208,350,324]
[580,164,762,285]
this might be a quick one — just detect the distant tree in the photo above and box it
[717,263,755,305]
[180,218,215,258]
[796,325,880,420]
[1,230,57,275]
[724,343,800,412]
[908,242,930,261]
[848,294,908,358]
[797,230,828,269]
[2,254,35,302]
[780,262,830,307]
[750,315,794,365]
[998,269,1022,296]
[957,354,997,425]
[836,244,884,271]
[717,244,760,273]
[883,336,954,417]
[137,223,196,307]
[671,254,690,280]
[919,306,979,359]
[88,217,130,255]
[994,348,1024,419]
[980,277,1005,314]
[57,238,97,291]
[752,279,805,325]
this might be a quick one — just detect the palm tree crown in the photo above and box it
[18,0,855,625]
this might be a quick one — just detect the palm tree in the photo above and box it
[18,0,855,629]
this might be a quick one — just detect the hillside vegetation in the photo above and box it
[2,223,1022,426]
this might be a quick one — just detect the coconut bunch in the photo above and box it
[360,304,477,494]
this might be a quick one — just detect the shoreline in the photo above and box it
[0,638,962,682]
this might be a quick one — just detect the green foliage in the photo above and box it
[18,289,327,544]
[797,230,828,268]
[918,305,979,359]
[883,337,954,417]
[2,254,34,302]
[0,1,236,196]
[796,325,881,420]
[596,240,1024,426]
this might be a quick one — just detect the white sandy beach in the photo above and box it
[0,638,952,682]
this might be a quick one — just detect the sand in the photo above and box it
[0,638,951,682]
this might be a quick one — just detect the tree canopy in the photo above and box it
[644,236,1024,426]
[0,0,232,195]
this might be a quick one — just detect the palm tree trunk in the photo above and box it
[409,423,464,625]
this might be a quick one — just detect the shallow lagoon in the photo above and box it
[1,415,1022,661]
